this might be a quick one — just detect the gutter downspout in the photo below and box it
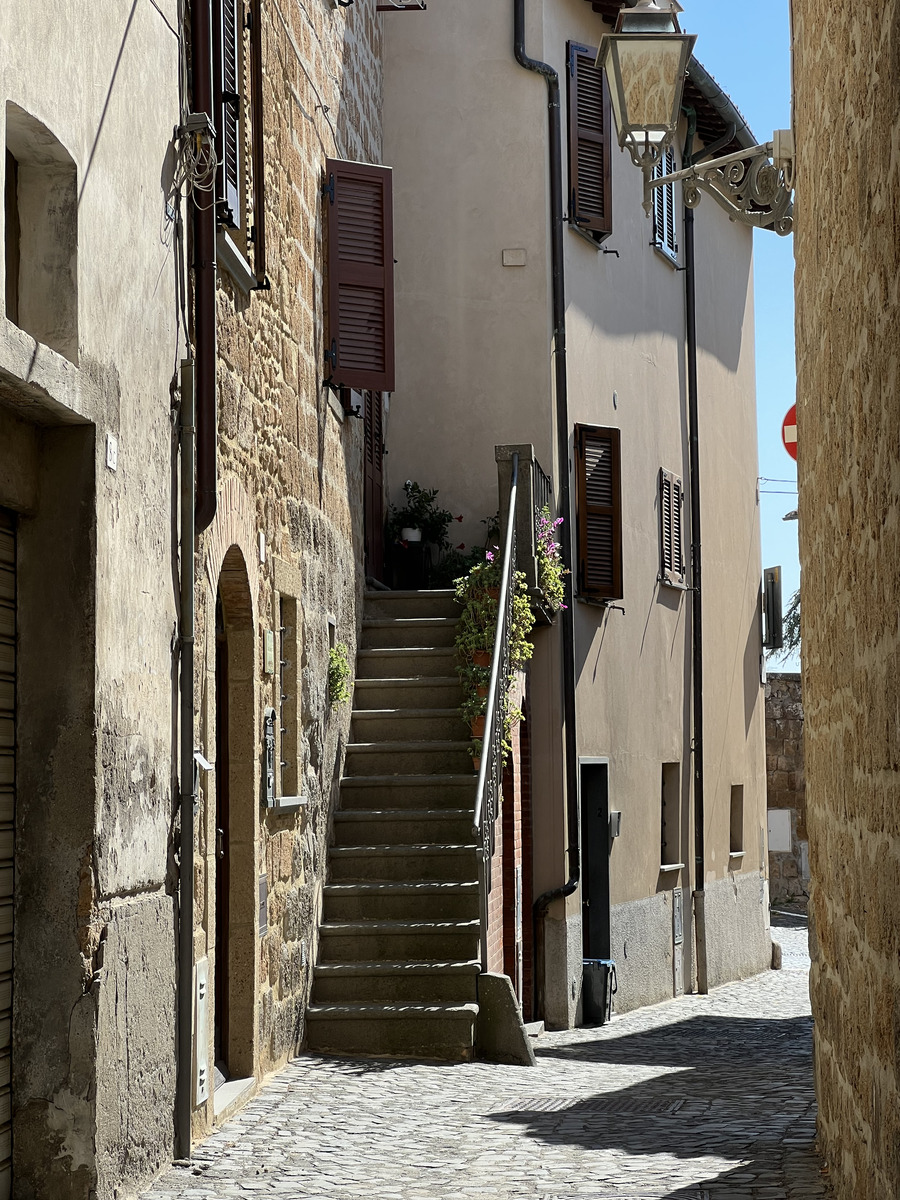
[513,0,580,1023]
[192,0,217,535]
[176,359,196,1159]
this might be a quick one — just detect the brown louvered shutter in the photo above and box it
[576,425,622,600]
[214,0,242,230]
[325,159,395,392]
[659,468,685,586]
[567,42,613,239]
[248,0,267,283]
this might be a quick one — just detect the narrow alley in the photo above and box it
[141,913,826,1200]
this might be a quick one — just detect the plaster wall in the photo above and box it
[792,4,900,1196]
[1,0,182,1194]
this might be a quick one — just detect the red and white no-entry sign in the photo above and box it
[781,404,797,461]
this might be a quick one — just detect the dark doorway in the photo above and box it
[363,390,385,582]
[214,593,231,1076]
[580,760,611,959]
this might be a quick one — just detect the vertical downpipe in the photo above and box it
[513,0,580,1022]
[177,359,196,1159]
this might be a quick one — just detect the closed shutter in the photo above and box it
[0,509,14,1194]
[215,0,242,230]
[325,159,395,392]
[248,0,266,282]
[575,425,622,600]
[567,42,613,239]
[659,468,685,586]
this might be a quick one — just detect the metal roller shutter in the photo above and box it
[0,508,15,1197]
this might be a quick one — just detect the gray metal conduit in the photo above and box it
[513,0,581,1022]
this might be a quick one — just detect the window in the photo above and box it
[566,42,613,241]
[324,159,395,392]
[213,0,266,283]
[4,104,78,361]
[659,468,685,587]
[575,425,622,601]
[652,146,678,260]
[661,763,681,868]
[730,785,744,856]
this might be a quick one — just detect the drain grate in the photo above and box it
[494,1096,686,1115]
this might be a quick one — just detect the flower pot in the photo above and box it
[471,649,491,668]
[471,755,481,773]
[476,683,489,699]
[469,715,485,738]
[401,527,422,542]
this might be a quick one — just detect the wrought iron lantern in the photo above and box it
[597,0,696,170]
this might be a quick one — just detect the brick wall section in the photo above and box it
[765,673,808,902]
[194,0,385,1115]
[793,4,900,1196]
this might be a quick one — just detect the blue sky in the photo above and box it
[682,1,799,669]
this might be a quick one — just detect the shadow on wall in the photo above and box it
[489,1012,824,1198]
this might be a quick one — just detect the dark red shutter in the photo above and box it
[214,0,242,230]
[575,425,622,600]
[567,42,613,239]
[325,159,395,392]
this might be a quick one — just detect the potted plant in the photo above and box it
[535,505,569,614]
[387,481,462,588]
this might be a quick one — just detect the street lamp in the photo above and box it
[597,0,794,234]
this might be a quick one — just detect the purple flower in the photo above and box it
[485,551,494,562]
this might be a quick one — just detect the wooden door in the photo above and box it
[363,390,385,582]
[214,595,231,1075]
[0,509,14,1195]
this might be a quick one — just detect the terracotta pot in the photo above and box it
[476,683,489,699]
[469,715,485,737]
[471,756,481,773]
[486,587,500,600]
[471,649,491,668]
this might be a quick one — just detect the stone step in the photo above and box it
[353,676,463,711]
[323,881,480,922]
[305,1001,478,1061]
[356,647,457,680]
[343,740,474,777]
[313,959,480,1003]
[361,617,458,650]
[339,774,477,810]
[328,843,478,883]
[350,708,469,743]
[318,918,480,962]
[364,589,459,621]
[333,809,474,847]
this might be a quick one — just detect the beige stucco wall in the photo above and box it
[793,3,900,1196]
[384,0,768,1023]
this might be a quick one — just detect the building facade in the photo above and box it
[793,1,900,1196]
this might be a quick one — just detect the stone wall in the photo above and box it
[793,3,900,1196]
[765,673,808,903]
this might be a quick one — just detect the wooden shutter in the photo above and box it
[567,42,613,239]
[324,159,395,392]
[652,147,677,258]
[248,0,267,283]
[659,468,685,586]
[214,0,242,230]
[575,425,622,600]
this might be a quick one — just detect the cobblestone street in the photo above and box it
[142,916,827,1200]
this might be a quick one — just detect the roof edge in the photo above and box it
[686,57,758,154]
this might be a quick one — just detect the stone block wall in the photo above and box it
[793,3,900,1196]
[765,673,808,902]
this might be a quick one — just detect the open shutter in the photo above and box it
[248,0,266,282]
[652,147,677,258]
[575,425,622,600]
[215,0,242,230]
[567,42,613,239]
[659,468,685,586]
[324,159,395,392]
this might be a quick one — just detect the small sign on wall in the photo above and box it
[767,808,792,853]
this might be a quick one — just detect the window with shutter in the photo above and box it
[659,467,685,587]
[567,42,613,241]
[214,0,242,231]
[575,425,622,601]
[652,147,678,261]
[324,159,395,392]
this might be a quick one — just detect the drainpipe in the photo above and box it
[513,0,580,1022]
[177,359,196,1159]
[192,0,217,534]
[682,109,707,993]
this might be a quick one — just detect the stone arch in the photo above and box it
[205,475,260,627]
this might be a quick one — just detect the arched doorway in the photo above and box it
[213,546,257,1090]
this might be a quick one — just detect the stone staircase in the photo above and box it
[305,589,482,1060]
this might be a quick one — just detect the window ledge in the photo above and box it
[217,228,257,296]
[729,850,745,860]
[659,862,685,872]
[0,318,91,422]
[269,795,308,814]
[327,389,346,423]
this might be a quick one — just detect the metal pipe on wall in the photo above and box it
[176,358,196,1159]
[513,0,581,1022]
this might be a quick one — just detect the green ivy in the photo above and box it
[328,642,353,707]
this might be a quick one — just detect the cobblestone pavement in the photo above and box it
[142,915,828,1200]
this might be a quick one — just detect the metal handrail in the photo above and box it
[472,452,518,971]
